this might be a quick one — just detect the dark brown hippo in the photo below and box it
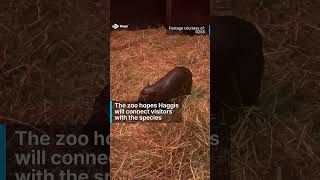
[138,66,192,103]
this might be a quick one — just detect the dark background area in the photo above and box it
[111,0,165,27]
[0,0,319,179]
[1,0,110,177]
[111,0,210,27]
[0,0,109,126]
[230,0,320,179]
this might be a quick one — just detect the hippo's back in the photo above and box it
[156,66,192,98]
[211,16,264,108]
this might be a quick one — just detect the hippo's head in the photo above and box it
[138,84,161,102]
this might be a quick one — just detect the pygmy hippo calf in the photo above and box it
[138,66,192,103]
